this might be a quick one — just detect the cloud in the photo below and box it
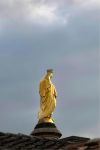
[0,0,68,25]
[30,4,57,24]
[0,0,99,27]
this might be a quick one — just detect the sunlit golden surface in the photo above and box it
[38,69,57,123]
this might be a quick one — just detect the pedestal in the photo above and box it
[31,122,62,139]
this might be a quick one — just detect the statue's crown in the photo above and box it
[47,69,53,73]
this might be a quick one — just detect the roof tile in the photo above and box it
[0,132,99,150]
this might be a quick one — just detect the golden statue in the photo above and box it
[38,69,57,123]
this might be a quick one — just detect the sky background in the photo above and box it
[0,0,100,138]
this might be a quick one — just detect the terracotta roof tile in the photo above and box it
[0,132,99,150]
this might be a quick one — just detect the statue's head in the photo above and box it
[47,69,53,79]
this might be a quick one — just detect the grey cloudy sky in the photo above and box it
[0,0,100,138]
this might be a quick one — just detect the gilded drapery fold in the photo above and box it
[38,78,57,121]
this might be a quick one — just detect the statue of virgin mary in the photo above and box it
[38,69,57,123]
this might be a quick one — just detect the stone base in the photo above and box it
[31,122,62,139]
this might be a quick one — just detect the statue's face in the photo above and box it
[50,73,53,79]
[47,72,53,79]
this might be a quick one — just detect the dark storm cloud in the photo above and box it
[0,0,99,137]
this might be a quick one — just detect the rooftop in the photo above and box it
[0,132,100,150]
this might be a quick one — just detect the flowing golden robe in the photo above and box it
[38,78,57,122]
